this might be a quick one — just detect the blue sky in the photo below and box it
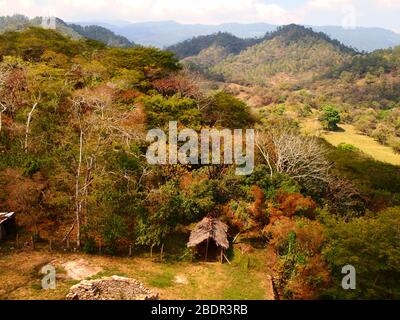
[0,0,399,32]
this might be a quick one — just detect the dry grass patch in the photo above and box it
[0,247,272,300]
[302,120,400,166]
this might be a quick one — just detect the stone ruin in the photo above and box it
[66,276,159,300]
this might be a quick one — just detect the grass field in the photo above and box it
[302,120,400,166]
[0,246,274,300]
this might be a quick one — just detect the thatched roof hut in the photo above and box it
[187,218,229,261]
[0,212,16,242]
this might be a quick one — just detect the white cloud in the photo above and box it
[0,0,397,31]
[374,0,400,7]
[0,0,301,24]
[307,0,354,10]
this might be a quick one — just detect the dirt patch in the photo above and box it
[61,259,102,280]
[174,275,189,285]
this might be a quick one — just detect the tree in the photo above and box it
[1,169,47,237]
[323,207,400,299]
[319,105,341,131]
[202,91,254,128]
[256,129,332,187]
[67,85,144,247]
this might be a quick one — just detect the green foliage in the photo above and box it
[203,91,254,128]
[167,32,262,59]
[332,46,400,78]
[68,24,133,48]
[103,47,180,76]
[1,21,400,302]
[245,165,301,199]
[0,27,104,61]
[141,94,201,128]
[337,143,359,152]
[0,14,133,48]
[320,105,341,131]
[326,142,400,208]
[209,25,354,86]
[82,237,97,254]
[100,213,129,254]
[135,180,187,247]
[322,207,400,299]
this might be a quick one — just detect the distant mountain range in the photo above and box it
[78,20,400,52]
[2,15,400,52]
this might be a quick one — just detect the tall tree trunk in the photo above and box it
[24,103,38,153]
[75,129,84,248]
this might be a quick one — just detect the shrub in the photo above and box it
[264,217,330,299]
[322,207,400,299]
[337,143,358,152]
[319,105,341,131]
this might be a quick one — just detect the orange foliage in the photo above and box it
[249,185,267,222]
[152,74,199,98]
[117,89,143,104]
[0,169,47,234]
[265,217,330,300]
[179,172,194,191]
[121,106,147,128]
[269,192,317,223]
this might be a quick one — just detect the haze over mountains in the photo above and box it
[79,20,400,52]
[0,15,134,48]
[1,14,400,53]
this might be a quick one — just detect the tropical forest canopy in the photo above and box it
[0,24,400,300]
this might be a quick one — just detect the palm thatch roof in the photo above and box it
[0,212,14,225]
[187,217,229,250]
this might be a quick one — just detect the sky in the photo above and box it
[0,0,399,32]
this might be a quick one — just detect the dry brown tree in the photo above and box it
[152,67,213,111]
[255,129,332,187]
[256,128,365,214]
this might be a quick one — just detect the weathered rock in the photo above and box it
[66,276,159,300]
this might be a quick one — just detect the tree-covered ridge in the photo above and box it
[170,25,356,86]
[212,30,353,85]
[330,45,400,78]
[265,24,358,55]
[167,32,263,59]
[168,25,357,61]
[68,24,133,48]
[0,14,133,48]
[0,27,106,61]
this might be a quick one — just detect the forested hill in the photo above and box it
[329,45,400,78]
[264,24,357,55]
[179,24,357,86]
[68,24,133,48]
[0,14,133,48]
[166,32,263,59]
